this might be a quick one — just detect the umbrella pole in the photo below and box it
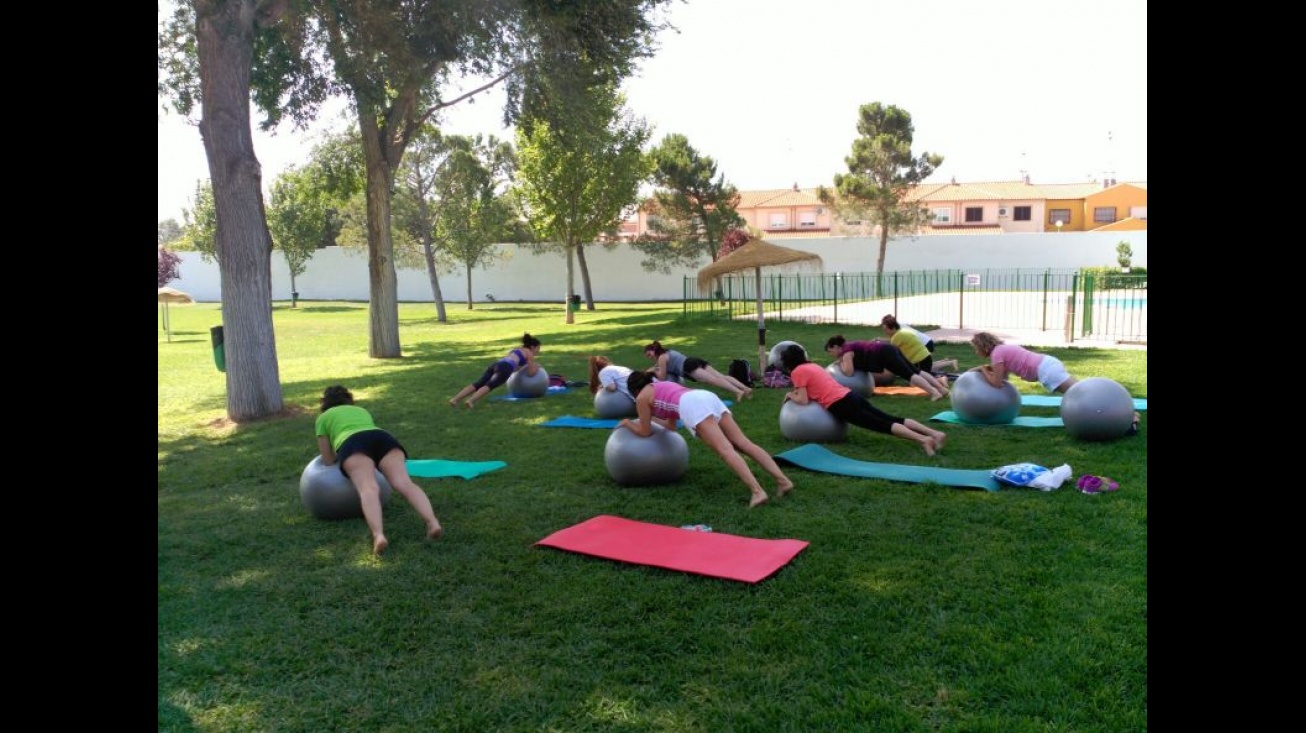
[163,302,172,342]
[755,267,765,377]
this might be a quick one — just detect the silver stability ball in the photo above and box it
[1061,377,1135,441]
[299,455,392,520]
[826,363,871,396]
[778,400,848,443]
[605,422,690,486]
[949,370,1021,424]
[768,340,806,367]
[507,366,550,398]
[594,388,637,419]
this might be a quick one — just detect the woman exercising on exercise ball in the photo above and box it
[448,333,542,409]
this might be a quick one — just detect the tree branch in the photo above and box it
[415,66,522,129]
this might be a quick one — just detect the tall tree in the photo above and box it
[514,84,650,324]
[266,166,329,306]
[303,0,670,355]
[159,0,669,414]
[422,133,523,312]
[158,0,322,421]
[632,133,743,273]
[177,180,218,260]
[819,103,943,287]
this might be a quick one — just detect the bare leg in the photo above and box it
[378,450,442,540]
[692,416,772,507]
[904,418,947,452]
[343,455,390,554]
[464,385,491,409]
[909,373,947,401]
[889,422,937,456]
[692,366,751,401]
[449,385,475,407]
[717,413,794,499]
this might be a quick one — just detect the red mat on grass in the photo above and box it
[535,515,809,584]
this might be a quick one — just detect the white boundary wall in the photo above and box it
[171,231,1147,303]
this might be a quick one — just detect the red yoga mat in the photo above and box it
[535,515,809,584]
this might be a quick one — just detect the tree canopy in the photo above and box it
[632,133,743,274]
[514,83,650,323]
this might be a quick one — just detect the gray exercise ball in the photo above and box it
[594,388,637,419]
[949,370,1021,424]
[826,362,871,396]
[299,455,392,520]
[507,366,550,398]
[778,400,848,443]
[1061,377,1134,441]
[605,422,690,486]
[768,340,806,367]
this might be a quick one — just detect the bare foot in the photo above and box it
[447,398,458,408]
[743,388,754,401]
[463,400,475,410]
[921,439,936,457]
[930,391,946,402]
[373,535,390,555]
[426,520,443,540]
[933,433,947,452]
[749,491,770,508]
[777,479,795,498]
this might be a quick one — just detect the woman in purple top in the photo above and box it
[968,331,1078,393]
[619,372,792,508]
[823,334,950,401]
[448,333,542,408]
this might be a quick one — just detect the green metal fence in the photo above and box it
[683,269,1147,345]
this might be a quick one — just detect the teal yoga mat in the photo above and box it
[1021,394,1147,410]
[406,459,507,479]
[773,444,1000,491]
[490,386,571,402]
[930,411,1065,428]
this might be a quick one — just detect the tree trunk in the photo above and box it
[876,227,890,296]
[564,245,576,325]
[465,268,475,310]
[421,239,448,322]
[194,0,284,422]
[358,114,401,358]
[576,242,596,310]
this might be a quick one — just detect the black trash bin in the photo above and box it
[568,294,582,313]
[210,325,226,372]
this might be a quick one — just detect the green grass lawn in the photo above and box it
[159,300,1146,733]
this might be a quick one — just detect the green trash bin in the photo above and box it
[210,325,226,372]
[568,294,581,313]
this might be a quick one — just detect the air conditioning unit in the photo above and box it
[799,221,816,227]
[998,207,1009,217]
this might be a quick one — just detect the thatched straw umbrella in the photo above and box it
[696,237,823,376]
[158,286,195,343]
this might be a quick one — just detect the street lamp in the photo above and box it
[1055,220,1064,233]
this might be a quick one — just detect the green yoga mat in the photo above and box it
[406,459,507,479]
[1021,395,1147,410]
[930,411,1065,428]
[773,444,1000,491]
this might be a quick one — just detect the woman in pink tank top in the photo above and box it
[619,372,793,508]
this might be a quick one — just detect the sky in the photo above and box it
[157,0,1147,223]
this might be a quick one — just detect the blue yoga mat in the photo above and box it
[773,444,1000,491]
[930,411,1065,428]
[406,459,507,479]
[1021,395,1147,410]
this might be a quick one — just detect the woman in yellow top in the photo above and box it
[316,385,442,555]
[880,315,958,373]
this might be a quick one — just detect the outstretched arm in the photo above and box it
[618,388,656,437]
[317,436,337,465]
